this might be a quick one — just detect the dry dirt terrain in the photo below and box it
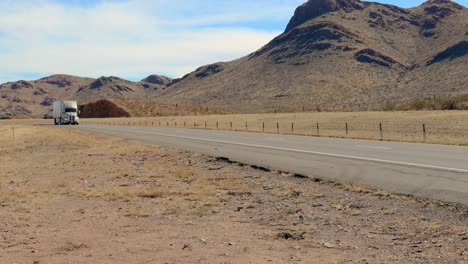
[83,110,468,145]
[0,122,467,263]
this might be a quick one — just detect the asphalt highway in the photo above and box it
[78,124,468,206]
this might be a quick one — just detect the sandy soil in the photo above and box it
[82,110,468,145]
[0,123,467,263]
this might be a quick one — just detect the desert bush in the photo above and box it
[383,102,397,111]
[382,94,468,111]
[440,99,457,110]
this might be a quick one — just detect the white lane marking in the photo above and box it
[356,145,392,150]
[83,126,468,174]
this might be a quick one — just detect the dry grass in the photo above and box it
[112,98,224,117]
[0,122,467,263]
[76,186,193,201]
[82,110,468,145]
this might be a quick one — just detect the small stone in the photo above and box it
[323,242,335,248]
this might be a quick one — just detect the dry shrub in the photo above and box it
[76,186,191,201]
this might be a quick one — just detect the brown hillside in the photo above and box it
[0,75,94,118]
[156,0,467,111]
[74,76,160,105]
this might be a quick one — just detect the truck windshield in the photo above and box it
[65,108,77,113]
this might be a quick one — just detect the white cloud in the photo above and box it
[0,0,304,82]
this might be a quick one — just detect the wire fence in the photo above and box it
[81,116,468,145]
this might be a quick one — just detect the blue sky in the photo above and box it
[0,0,466,83]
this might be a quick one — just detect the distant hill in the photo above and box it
[155,0,468,111]
[0,75,92,118]
[0,74,170,117]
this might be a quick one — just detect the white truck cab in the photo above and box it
[53,101,80,125]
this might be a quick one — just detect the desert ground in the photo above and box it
[82,110,468,145]
[0,121,467,263]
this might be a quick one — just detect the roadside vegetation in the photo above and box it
[83,110,468,146]
[382,94,468,111]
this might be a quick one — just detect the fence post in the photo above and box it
[230,122,233,130]
[379,123,383,140]
[262,122,265,132]
[167,121,169,127]
[175,122,177,127]
[291,123,294,134]
[277,123,279,134]
[205,121,207,129]
[316,122,320,137]
[152,121,154,126]
[346,122,349,136]
[245,122,248,131]
[423,123,427,143]
[184,121,186,128]
[216,121,219,129]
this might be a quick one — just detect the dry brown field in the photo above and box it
[0,122,467,263]
[82,110,468,145]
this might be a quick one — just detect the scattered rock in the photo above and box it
[285,0,365,32]
[322,242,336,248]
[182,244,191,250]
[355,48,401,68]
[11,80,33,90]
[40,97,55,106]
[277,232,306,240]
[427,41,468,65]
[195,64,224,79]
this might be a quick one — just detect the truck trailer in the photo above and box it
[53,101,80,125]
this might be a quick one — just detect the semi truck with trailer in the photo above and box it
[52,101,80,125]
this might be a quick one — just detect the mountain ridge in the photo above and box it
[0,74,171,118]
[0,0,466,117]
[154,0,467,111]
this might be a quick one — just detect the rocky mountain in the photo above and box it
[141,75,173,86]
[74,76,160,104]
[1,0,466,117]
[156,0,467,111]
